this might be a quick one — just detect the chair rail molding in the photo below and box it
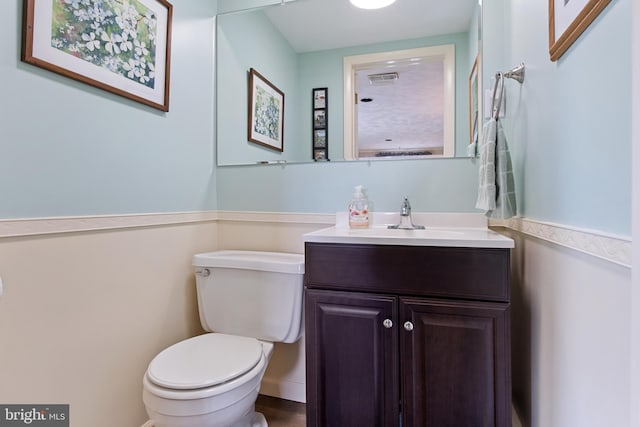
[0,211,220,238]
[0,211,335,238]
[0,212,629,268]
[491,217,631,268]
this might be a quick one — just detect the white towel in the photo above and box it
[475,118,497,211]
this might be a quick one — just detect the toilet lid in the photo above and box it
[147,333,263,390]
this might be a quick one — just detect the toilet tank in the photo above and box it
[192,250,305,343]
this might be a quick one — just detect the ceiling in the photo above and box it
[261,0,472,154]
[356,61,445,153]
[263,0,476,53]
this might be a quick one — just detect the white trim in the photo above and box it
[343,44,456,160]
[216,0,296,15]
[0,211,219,238]
[491,217,632,268]
[217,210,335,224]
[259,377,306,403]
[511,405,524,427]
[0,211,334,238]
[631,0,640,424]
[0,212,630,268]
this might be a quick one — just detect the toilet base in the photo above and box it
[245,411,267,427]
[142,411,267,427]
[228,410,267,427]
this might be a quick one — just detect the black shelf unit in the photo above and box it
[312,88,329,161]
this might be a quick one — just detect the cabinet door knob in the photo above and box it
[383,319,393,329]
[403,321,414,331]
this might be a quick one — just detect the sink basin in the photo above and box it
[347,226,466,238]
[303,213,514,249]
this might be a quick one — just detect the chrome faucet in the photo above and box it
[388,197,425,230]
[400,197,412,217]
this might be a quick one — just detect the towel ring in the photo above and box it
[490,63,525,119]
[490,73,503,119]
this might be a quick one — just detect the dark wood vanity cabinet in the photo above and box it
[304,242,512,427]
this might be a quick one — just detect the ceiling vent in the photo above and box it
[368,72,399,85]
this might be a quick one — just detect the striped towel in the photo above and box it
[490,119,516,219]
[475,118,516,219]
[475,118,497,211]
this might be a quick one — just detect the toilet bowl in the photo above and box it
[142,251,305,427]
[143,334,274,427]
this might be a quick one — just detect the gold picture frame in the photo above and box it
[22,0,173,111]
[548,0,612,61]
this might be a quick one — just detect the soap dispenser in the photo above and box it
[348,185,369,228]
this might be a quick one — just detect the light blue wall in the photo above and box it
[498,0,631,235]
[0,0,217,218]
[216,158,479,213]
[219,0,631,234]
[482,0,506,109]
[217,10,303,165]
[2,0,631,237]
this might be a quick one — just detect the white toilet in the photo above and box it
[142,250,305,427]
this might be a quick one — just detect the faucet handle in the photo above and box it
[400,197,411,216]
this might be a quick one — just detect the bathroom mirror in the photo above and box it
[216,0,482,166]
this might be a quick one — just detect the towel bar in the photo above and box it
[490,63,525,118]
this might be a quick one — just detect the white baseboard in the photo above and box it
[512,404,524,427]
[259,377,306,403]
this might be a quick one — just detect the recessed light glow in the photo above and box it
[349,0,396,10]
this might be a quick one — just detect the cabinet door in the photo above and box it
[305,289,399,427]
[400,298,511,427]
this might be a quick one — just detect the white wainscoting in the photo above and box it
[0,211,631,422]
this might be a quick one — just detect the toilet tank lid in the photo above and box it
[192,250,304,274]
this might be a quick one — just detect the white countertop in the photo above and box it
[303,212,515,249]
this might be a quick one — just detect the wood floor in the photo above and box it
[255,394,306,427]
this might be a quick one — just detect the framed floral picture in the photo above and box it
[548,0,611,61]
[22,0,173,111]
[247,68,284,152]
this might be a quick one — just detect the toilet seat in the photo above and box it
[147,333,263,390]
